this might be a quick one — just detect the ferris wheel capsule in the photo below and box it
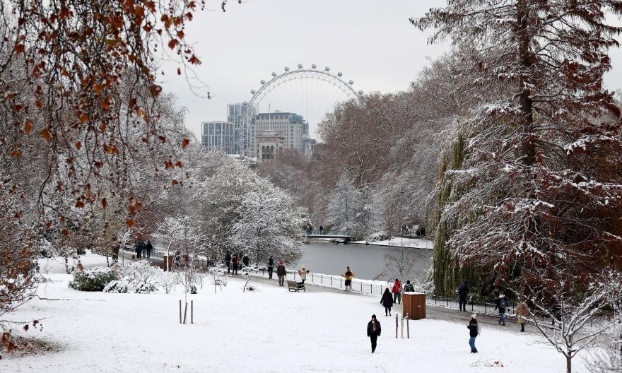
[349,80,354,84]
[325,67,330,72]
[358,90,363,95]
[251,90,256,94]
[338,72,342,77]
[272,72,277,77]
[243,101,248,105]
[260,80,265,84]
[285,67,289,71]
[312,64,316,69]
[298,64,303,69]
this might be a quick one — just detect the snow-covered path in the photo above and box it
[1,254,589,373]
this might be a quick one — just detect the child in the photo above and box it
[467,314,479,353]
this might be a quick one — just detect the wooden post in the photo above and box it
[191,300,194,324]
[183,302,188,324]
[179,300,182,324]
[395,314,399,338]
[406,314,410,339]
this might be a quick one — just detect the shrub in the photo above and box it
[69,267,118,291]
[135,283,158,294]
[103,280,129,293]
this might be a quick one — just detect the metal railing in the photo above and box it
[123,249,510,317]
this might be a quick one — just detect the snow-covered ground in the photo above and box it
[353,237,433,249]
[1,252,589,373]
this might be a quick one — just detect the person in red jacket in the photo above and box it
[231,254,239,275]
[392,279,402,304]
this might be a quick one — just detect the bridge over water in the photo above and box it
[306,230,351,243]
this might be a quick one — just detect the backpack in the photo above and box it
[500,298,507,308]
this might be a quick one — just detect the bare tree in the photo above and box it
[375,246,419,284]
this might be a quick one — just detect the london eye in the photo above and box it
[241,64,364,156]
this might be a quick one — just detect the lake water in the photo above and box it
[294,241,433,281]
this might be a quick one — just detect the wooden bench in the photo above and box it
[287,280,305,292]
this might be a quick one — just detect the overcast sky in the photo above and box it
[159,0,622,141]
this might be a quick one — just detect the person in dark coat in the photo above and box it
[232,254,239,275]
[134,240,143,259]
[380,288,394,316]
[242,254,250,267]
[494,293,508,325]
[367,315,381,353]
[224,251,232,274]
[267,256,274,279]
[458,281,469,311]
[403,280,415,292]
[145,240,153,258]
[276,260,286,286]
[467,314,479,353]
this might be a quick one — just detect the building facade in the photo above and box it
[227,103,256,155]
[256,130,285,160]
[252,111,308,158]
[201,121,236,154]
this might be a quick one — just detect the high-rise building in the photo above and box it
[227,103,256,155]
[201,121,236,154]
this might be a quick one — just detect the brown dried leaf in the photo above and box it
[39,128,51,141]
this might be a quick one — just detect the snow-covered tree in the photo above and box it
[413,2,622,372]
[0,177,37,318]
[525,271,622,373]
[326,174,364,236]
[413,0,622,288]
[231,182,305,265]
[197,159,304,265]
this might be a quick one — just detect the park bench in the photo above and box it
[287,280,305,292]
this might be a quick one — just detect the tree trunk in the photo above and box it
[566,355,571,373]
[517,0,536,167]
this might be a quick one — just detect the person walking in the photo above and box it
[276,260,286,286]
[267,256,274,279]
[467,314,479,353]
[319,225,324,235]
[380,288,394,316]
[458,281,469,311]
[403,280,415,292]
[516,301,529,332]
[298,266,309,284]
[343,266,354,291]
[392,279,402,305]
[145,240,153,258]
[367,315,381,353]
[134,240,143,259]
[232,254,239,275]
[495,293,508,325]
[242,254,250,268]
[224,251,232,274]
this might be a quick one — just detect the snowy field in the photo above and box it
[1,253,589,373]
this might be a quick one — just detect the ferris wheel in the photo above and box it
[240,64,364,156]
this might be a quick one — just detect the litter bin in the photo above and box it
[403,293,426,320]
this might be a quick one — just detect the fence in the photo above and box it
[125,248,510,317]
[251,267,513,317]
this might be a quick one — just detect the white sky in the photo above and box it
[159,0,622,141]
[1,253,597,372]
